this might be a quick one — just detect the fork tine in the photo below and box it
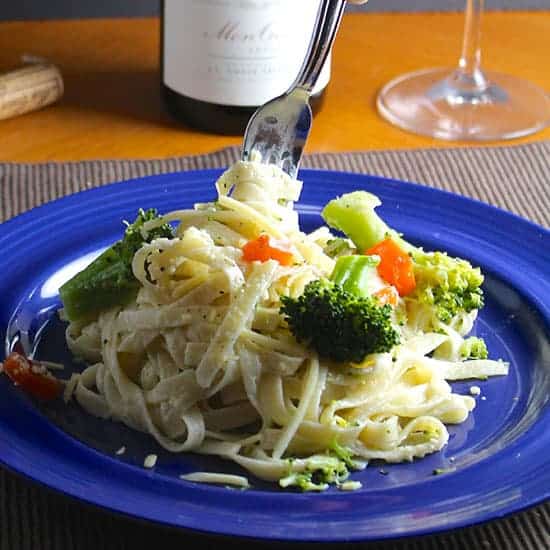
[242,90,312,178]
[241,0,346,178]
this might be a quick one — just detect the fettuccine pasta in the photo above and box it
[62,159,508,490]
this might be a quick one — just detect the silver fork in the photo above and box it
[241,0,347,179]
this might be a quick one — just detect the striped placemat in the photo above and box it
[1,142,549,226]
[0,143,549,550]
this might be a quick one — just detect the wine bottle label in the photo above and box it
[163,0,331,106]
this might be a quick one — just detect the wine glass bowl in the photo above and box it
[376,1,550,141]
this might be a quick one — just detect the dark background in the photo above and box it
[1,0,549,20]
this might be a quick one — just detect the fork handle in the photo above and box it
[289,0,347,94]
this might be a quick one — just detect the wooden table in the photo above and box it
[0,12,549,162]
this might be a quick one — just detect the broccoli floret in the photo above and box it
[60,209,173,322]
[459,336,489,359]
[279,450,358,492]
[279,471,329,492]
[322,191,485,324]
[323,237,355,258]
[410,251,484,323]
[328,439,363,471]
[280,279,399,363]
[118,208,173,263]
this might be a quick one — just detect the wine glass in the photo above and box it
[376,0,550,141]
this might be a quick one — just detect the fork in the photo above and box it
[241,0,347,179]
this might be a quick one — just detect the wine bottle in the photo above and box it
[161,0,331,135]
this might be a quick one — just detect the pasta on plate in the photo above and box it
[59,159,508,491]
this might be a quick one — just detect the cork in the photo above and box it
[0,63,63,121]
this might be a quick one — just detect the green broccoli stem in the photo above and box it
[322,191,414,252]
[59,249,140,322]
[59,209,173,322]
[330,255,379,298]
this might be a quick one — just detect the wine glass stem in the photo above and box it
[455,0,487,90]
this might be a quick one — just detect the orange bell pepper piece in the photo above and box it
[2,351,63,401]
[367,238,416,296]
[242,234,294,266]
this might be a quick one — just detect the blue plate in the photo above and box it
[0,169,549,542]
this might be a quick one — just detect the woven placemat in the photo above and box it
[0,143,549,550]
